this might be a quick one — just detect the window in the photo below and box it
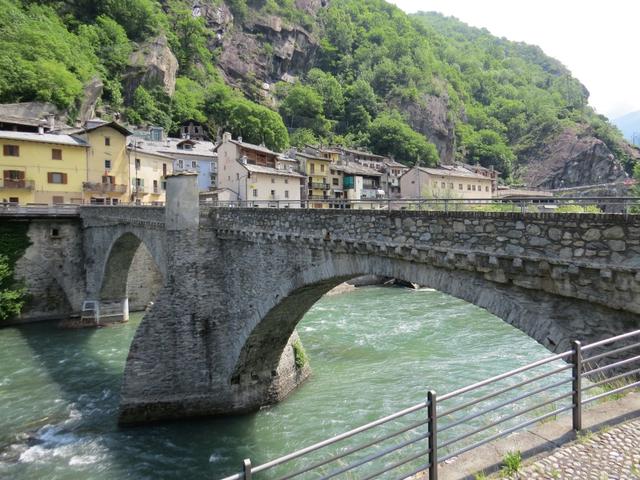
[271,178,275,183]
[3,145,19,156]
[153,179,158,193]
[486,186,489,192]
[285,190,289,199]
[236,173,240,180]
[252,189,258,197]
[52,149,62,160]
[271,189,275,196]
[330,169,335,175]
[9,197,18,204]
[112,198,118,205]
[448,183,453,189]
[459,184,463,190]
[191,160,197,169]
[51,228,60,237]
[52,196,64,205]
[320,164,325,172]
[135,158,141,170]
[102,175,114,184]
[478,185,482,191]
[310,164,315,174]
[284,179,288,184]
[472,185,476,191]
[105,159,111,170]
[162,163,167,177]
[441,182,445,188]
[47,172,67,184]
[177,159,184,169]
[467,184,471,190]
[333,178,339,185]
[105,137,111,146]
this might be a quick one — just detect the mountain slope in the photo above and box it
[613,111,640,144]
[0,0,636,187]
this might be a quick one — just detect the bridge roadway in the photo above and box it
[4,174,640,423]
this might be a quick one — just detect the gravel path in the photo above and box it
[501,418,640,479]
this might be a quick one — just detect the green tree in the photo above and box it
[279,84,329,136]
[305,69,344,118]
[368,111,439,165]
[0,255,25,322]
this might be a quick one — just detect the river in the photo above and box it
[0,286,569,479]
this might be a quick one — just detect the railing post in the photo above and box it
[427,390,438,480]
[572,340,582,431]
[243,458,252,480]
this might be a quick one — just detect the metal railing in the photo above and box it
[203,196,640,213]
[220,329,640,480]
[0,178,35,190]
[82,181,127,193]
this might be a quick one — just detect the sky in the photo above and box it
[387,0,640,119]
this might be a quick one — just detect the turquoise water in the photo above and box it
[0,287,569,479]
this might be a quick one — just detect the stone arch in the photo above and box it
[99,231,165,301]
[229,251,640,412]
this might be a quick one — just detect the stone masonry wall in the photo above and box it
[127,243,163,311]
[12,218,85,323]
[209,209,640,315]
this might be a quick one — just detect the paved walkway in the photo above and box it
[501,418,640,479]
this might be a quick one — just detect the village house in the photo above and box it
[0,130,88,205]
[127,142,174,205]
[137,137,217,191]
[215,133,304,206]
[381,158,410,198]
[295,151,332,207]
[400,165,493,199]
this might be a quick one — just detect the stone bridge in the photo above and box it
[4,175,640,424]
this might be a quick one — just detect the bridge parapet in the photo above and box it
[209,208,640,315]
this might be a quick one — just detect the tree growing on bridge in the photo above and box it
[0,254,25,322]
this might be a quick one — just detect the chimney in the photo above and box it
[37,125,44,135]
[237,135,242,143]
[241,155,248,165]
[46,114,55,131]
[222,132,232,143]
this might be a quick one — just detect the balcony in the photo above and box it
[1,179,34,190]
[133,186,147,195]
[310,182,331,190]
[83,182,127,193]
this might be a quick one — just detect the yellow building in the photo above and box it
[128,145,173,205]
[0,131,88,205]
[73,121,132,205]
[296,151,331,208]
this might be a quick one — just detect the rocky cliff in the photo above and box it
[519,127,638,189]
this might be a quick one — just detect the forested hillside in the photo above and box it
[0,0,636,186]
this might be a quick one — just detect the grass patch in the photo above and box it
[500,450,522,477]
[292,339,308,369]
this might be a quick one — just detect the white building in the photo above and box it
[215,133,305,206]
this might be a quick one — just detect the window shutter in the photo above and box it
[18,171,25,179]
[62,173,68,184]
[48,172,53,183]
[3,170,8,180]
